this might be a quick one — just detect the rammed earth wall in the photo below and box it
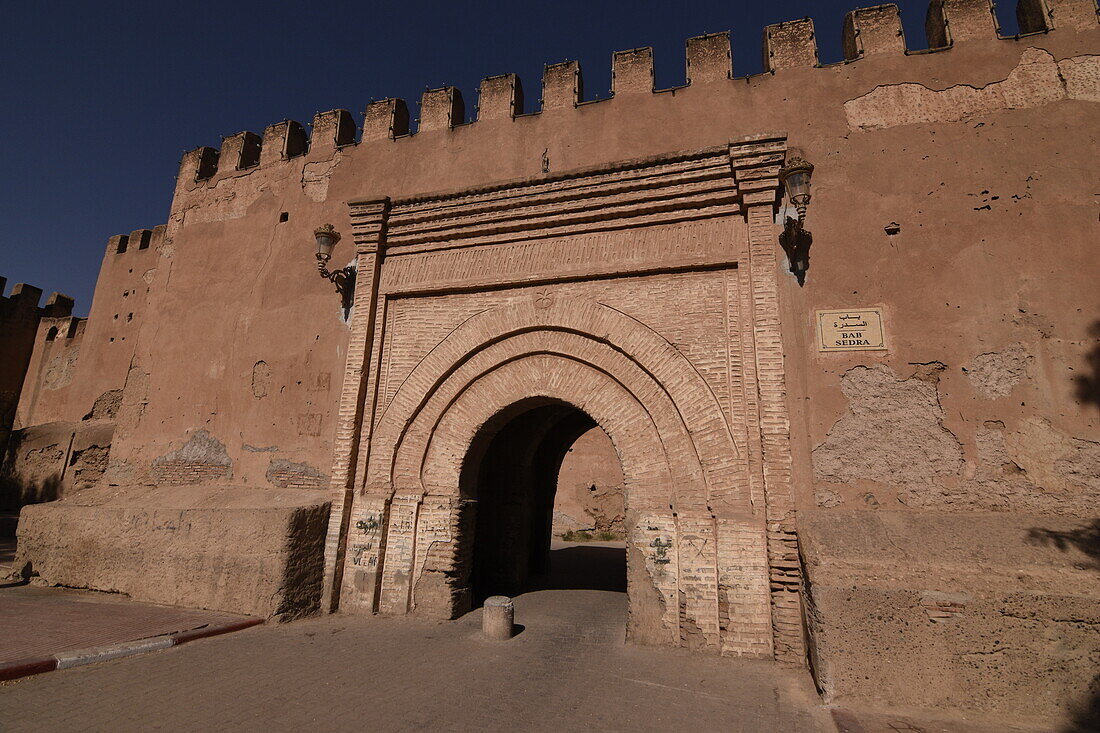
[10,1,1100,726]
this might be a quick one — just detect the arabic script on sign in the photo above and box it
[816,308,886,352]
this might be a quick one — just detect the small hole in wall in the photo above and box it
[109,337,115,342]
[127,313,133,322]
[279,212,289,223]
[113,314,118,320]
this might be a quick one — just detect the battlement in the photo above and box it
[42,292,75,319]
[0,280,44,311]
[0,280,74,322]
[41,314,84,341]
[174,0,1098,186]
[106,225,166,257]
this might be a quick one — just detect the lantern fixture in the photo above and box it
[312,224,356,311]
[779,157,814,230]
[778,157,814,287]
[315,223,341,263]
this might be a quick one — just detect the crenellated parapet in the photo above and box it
[260,120,308,165]
[764,18,819,71]
[1018,0,1100,33]
[478,74,524,119]
[542,60,582,109]
[105,225,166,257]
[686,32,733,83]
[364,98,410,140]
[0,281,44,312]
[311,109,357,152]
[844,4,907,58]
[419,87,464,131]
[612,47,654,95]
[926,0,999,46]
[172,0,1098,188]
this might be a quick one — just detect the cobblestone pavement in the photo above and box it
[0,543,833,732]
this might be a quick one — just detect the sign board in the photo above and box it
[816,308,887,352]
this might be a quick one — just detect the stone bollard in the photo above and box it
[482,596,515,640]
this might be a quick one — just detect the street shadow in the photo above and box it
[525,544,627,594]
[1028,520,1100,570]
[1074,321,1100,414]
[1029,520,1100,731]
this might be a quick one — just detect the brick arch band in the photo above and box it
[333,296,769,649]
[368,297,748,514]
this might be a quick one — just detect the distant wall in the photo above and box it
[0,283,76,450]
[553,426,625,535]
[15,229,158,428]
[0,280,43,449]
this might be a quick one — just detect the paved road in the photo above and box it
[0,543,832,732]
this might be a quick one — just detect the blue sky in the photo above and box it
[0,1,1022,314]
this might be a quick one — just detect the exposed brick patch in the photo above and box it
[266,459,326,489]
[82,390,122,420]
[921,591,969,623]
[151,430,232,486]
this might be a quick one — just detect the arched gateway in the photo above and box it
[321,137,806,663]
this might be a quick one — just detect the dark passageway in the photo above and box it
[461,398,626,603]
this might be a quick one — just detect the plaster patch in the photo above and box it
[898,419,1100,514]
[845,49,1098,130]
[43,346,79,390]
[1059,55,1100,103]
[252,361,271,399]
[813,364,963,487]
[1006,417,1100,495]
[302,157,340,202]
[963,343,1031,398]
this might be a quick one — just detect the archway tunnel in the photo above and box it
[459,397,627,604]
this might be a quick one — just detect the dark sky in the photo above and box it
[0,1,1021,314]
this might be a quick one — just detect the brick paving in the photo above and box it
[0,585,249,664]
[0,543,833,732]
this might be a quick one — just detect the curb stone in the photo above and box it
[0,617,264,682]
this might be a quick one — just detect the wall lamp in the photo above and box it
[314,224,356,311]
[778,157,814,286]
[779,157,814,230]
